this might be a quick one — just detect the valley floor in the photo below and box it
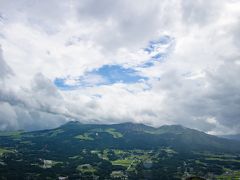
[1,146,240,179]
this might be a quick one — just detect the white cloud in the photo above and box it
[0,0,240,134]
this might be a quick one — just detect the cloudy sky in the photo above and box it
[0,0,240,135]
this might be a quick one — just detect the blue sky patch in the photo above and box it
[142,35,173,67]
[54,65,148,90]
[92,65,147,84]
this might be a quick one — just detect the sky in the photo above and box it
[0,0,240,135]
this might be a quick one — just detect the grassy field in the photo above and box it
[105,128,123,138]
[0,148,13,156]
[76,164,97,174]
[49,129,64,137]
[216,169,240,179]
[111,159,133,167]
[75,133,94,141]
[0,131,23,137]
[110,149,153,171]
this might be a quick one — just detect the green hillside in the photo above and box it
[0,122,240,179]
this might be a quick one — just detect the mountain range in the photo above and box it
[52,121,240,153]
[0,121,240,179]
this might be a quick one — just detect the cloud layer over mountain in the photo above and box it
[0,0,240,134]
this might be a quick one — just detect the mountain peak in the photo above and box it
[59,121,82,129]
[159,124,186,129]
[110,122,155,132]
[157,124,188,132]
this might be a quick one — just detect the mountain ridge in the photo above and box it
[1,121,240,179]
[1,121,239,153]
[49,121,240,153]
